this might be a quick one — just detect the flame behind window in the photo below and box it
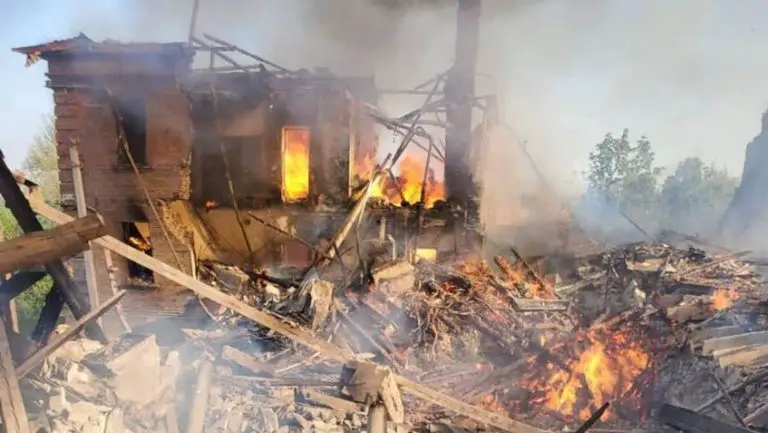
[281,126,311,202]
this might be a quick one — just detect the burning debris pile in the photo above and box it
[17,241,768,433]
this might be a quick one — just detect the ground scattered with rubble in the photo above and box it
[14,237,768,433]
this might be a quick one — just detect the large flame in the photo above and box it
[528,330,650,421]
[353,152,445,208]
[282,127,310,202]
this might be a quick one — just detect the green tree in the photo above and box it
[586,129,662,217]
[660,157,738,232]
[23,115,60,203]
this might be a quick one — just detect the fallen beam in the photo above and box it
[16,289,127,378]
[0,214,105,275]
[28,199,550,433]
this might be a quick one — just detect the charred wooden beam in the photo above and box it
[0,214,105,275]
[202,33,291,73]
[0,152,105,343]
[0,272,46,302]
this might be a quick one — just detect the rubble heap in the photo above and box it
[15,241,768,433]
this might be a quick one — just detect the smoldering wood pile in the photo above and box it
[16,240,768,433]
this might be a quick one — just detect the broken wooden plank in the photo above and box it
[715,345,768,368]
[510,297,568,312]
[659,403,756,433]
[28,199,550,433]
[0,156,104,343]
[702,331,768,355]
[15,289,126,378]
[0,313,30,433]
[691,326,744,351]
[69,143,102,329]
[0,213,105,275]
[221,345,275,377]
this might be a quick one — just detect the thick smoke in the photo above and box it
[20,0,768,249]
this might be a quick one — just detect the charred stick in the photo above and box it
[619,209,656,243]
[510,247,549,294]
[247,212,334,263]
[574,403,610,433]
[191,36,250,73]
[203,33,292,74]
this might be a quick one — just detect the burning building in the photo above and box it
[11,0,490,326]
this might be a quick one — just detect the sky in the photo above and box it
[2,0,768,196]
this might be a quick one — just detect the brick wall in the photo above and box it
[50,53,194,325]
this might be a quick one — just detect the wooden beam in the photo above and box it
[0,214,105,275]
[0,272,46,303]
[28,199,549,433]
[16,290,126,378]
[0,152,105,343]
[0,314,30,433]
[69,144,101,328]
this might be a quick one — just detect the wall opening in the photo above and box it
[116,98,148,166]
[122,221,154,283]
[281,126,310,202]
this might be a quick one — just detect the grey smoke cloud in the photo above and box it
[6,0,768,199]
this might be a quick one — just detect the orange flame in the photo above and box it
[353,153,445,208]
[530,331,649,420]
[128,236,151,251]
[282,127,310,202]
[711,287,738,311]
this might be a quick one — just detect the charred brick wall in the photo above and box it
[48,51,194,326]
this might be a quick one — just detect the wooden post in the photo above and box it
[0,316,30,433]
[69,143,101,328]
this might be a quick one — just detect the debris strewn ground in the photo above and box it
[15,240,768,433]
